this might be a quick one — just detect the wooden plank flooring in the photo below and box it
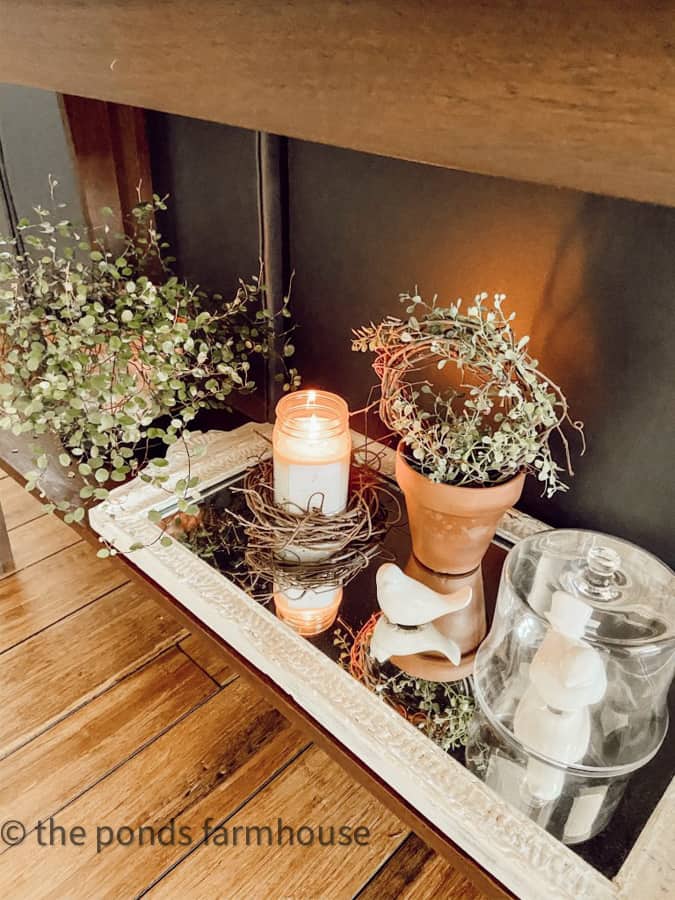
[0,485,485,898]
[0,479,45,531]
[0,542,127,651]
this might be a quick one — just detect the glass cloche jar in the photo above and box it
[465,529,674,844]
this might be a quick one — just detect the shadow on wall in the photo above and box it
[288,141,675,564]
[526,196,675,563]
[147,112,260,295]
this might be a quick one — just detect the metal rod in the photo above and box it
[256,131,290,422]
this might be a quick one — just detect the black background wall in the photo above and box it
[1,86,673,564]
[287,140,675,565]
[0,85,80,221]
[146,112,266,422]
[147,112,260,294]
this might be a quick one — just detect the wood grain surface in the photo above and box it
[5,513,79,572]
[0,541,127,651]
[0,479,45,531]
[60,95,153,241]
[179,631,235,686]
[0,681,307,898]
[0,648,215,834]
[0,583,186,757]
[359,832,485,899]
[151,745,407,899]
[0,486,487,897]
[1,2,675,206]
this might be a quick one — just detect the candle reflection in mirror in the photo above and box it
[273,583,344,637]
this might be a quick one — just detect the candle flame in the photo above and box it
[308,413,320,436]
[307,389,317,406]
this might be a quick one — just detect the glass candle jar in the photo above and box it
[272,389,351,635]
[466,529,675,844]
[273,389,351,515]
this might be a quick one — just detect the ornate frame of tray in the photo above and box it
[89,422,674,900]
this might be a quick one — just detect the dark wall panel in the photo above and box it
[288,140,675,565]
[147,112,259,293]
[146,112,264,421]
[0,85,81,221]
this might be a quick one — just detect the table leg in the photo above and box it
[0,496,15,575]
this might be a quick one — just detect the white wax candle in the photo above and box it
[273,391,351,515]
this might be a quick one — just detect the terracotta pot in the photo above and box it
[395,443,525,575]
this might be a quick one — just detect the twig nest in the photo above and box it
[229,457,400,592]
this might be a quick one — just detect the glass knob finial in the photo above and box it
[587,545,621,582]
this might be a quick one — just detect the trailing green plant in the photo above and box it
[352,291,584,496]
[0,191,300,553]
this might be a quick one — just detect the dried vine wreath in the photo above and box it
[225,453,402,596]
[353,291,584,497]
[334,613,475,752]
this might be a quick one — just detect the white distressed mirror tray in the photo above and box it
[89,423,675,900]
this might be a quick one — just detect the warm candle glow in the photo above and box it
[273,389,351,515]
[274,584,344,636]
[271,389,350,632]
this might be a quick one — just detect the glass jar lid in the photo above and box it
[506,530,674,649]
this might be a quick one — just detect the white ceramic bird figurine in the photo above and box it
[370,617,462,666]
[513,590,608,805]
[375,563,472,626]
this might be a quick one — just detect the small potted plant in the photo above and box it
[353,291,583,661]
[0,193,299,553]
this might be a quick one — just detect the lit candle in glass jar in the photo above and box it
[273,389,351,515]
